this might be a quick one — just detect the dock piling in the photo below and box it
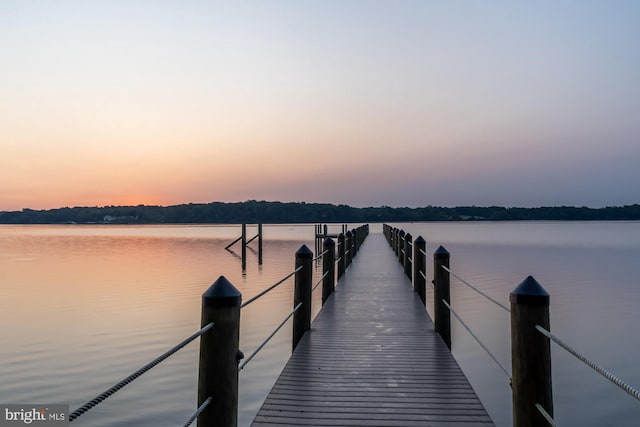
[241,224,247,271]
[345,231,353,267]
[433,246,451,349]
[337,233,345,279]
[198,276,242,427]
[292,245,313,352]
[258,223,263,265]
[404,233,412,280]
[226,224,262,268]
[351,228,357,257]
[510,276,553,427]
[322,237,335,304]
[414,236,426,305]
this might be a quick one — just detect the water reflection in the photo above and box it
[0,224,324,427]
[1,223,639,426]
[389,221,640,427]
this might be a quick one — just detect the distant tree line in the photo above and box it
[1,201,640,224]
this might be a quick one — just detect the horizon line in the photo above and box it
[3,200,640,213]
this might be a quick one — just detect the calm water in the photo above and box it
[1,222,639,426]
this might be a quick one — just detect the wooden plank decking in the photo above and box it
[252,233,494,426]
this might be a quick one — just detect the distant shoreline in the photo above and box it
[1,201,639,224]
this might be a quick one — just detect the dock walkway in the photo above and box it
[252,233,494,426]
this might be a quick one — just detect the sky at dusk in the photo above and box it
[1,1,639,211]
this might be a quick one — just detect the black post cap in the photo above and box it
[510,276,550,306]
[203,276,242,308]
[323,237,335,247]
[415,236,426,244]
[296,244,314,258]
[434,245,450,257]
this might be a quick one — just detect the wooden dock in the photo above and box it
[252,233,494,426]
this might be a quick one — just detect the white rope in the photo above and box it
[69,322,215,422]
[443,300,511,379]
[241,266,302,308]
[239,302,302,371]
[419,271,435,289]
[535,403,557,427]
[312,271,330,292]
[182,396,213,427]
[313,250,328,261]
[442,265,510,313]
[536,325,640,401]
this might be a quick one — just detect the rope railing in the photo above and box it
[312,271,329,292]
[441,265,510,313]
[241,266,302,309]
[69,226,370,425]
[69,322,215,422]
[383,224,640,424]
[419,270,435,289]
[313,249,328,261]
[182,396,213,427]
[443,300,511,379]
[536,325,640,402]
[239,302,303,371]
[535,403,557,427]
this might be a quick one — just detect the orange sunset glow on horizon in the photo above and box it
[2,1,639,211]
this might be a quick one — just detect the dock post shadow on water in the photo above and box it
[226,224,263,271]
